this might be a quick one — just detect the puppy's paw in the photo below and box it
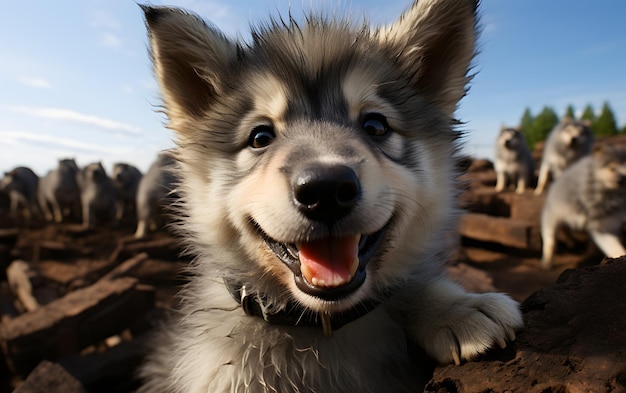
[415,291,523,365]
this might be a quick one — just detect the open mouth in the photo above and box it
[255,222,389,301]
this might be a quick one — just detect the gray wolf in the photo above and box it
[76,162,117,229]
[111,162,143,221]
[540,144,626,269]
[134,153,177,239]
[139,1,523,392]
[494,126,534,193]
[0,166,39,222]
[534,117,594,194]
[38,158,80,223]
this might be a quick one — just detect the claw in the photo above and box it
[507,329,516,342]
[496,336,507,349]
[452,349,461,366]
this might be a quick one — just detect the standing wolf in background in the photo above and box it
[0,166,39,222]
[134,153,177,239]
[112,162,143,221]
[540,144,626,269]
[534,117,594,194]
[494,126,534,193]
[139,1,522,392]
[38,158,80,223]
[77,162,117,229]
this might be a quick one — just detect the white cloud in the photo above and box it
[0,131,129,156]
[18,76,52,89]
[101,32,122,49]
[6,106,142,135]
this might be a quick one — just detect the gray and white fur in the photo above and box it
[541,144,626,269]
[535,117,594,194]
[139,1,523,392]
[494,126,534,193]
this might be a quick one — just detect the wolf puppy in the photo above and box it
[541,144,626,269]
[535,117,594,194]
[494,126,534,193]
[140,1,522,392]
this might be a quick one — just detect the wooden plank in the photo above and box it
[0,277,154,376]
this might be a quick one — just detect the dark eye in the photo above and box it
[362,113,390,137]
[248,125,275,149]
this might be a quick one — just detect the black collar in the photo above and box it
[224,278,382,337]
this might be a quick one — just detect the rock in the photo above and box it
[425,257,626,393]
[59,334,148,393]
[459,188,511,217]
[13,360,87,393]
[459,212,541,251]
[0,277,154,377]
[446,262,497,294]
[509,192,545,223]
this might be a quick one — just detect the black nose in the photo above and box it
[292,164,361,223]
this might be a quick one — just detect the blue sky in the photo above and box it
[1,0,625,175]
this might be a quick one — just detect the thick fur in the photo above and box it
[541,144,626,269]
[494,126,534,193]
[535,117,594,194]
[139,1,523,392]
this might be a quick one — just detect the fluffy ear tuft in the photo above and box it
[142,5,238,126]
[378,0,479,116]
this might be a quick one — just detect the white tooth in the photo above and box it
[333,275,345,286]
[300,262,313,283]
[311,277,318,286]
[349,256,359,277]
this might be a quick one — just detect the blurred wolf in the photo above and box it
[541,144,626,269]
[494,126,534,193]
[535,117,594,194]
[139,1,523,392]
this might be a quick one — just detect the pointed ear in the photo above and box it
[377,0,478,115]
[142,5,238,125]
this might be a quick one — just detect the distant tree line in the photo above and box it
[519,101,625,150]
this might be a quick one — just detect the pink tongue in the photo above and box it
[297,235,359,288]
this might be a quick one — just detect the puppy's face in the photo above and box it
[220,70,455,312]
[143,1,477,313]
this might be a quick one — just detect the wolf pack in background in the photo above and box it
[493,116,625,265]
[138,1,525,392]
[540,144,626,269]
[0,154,175,238]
